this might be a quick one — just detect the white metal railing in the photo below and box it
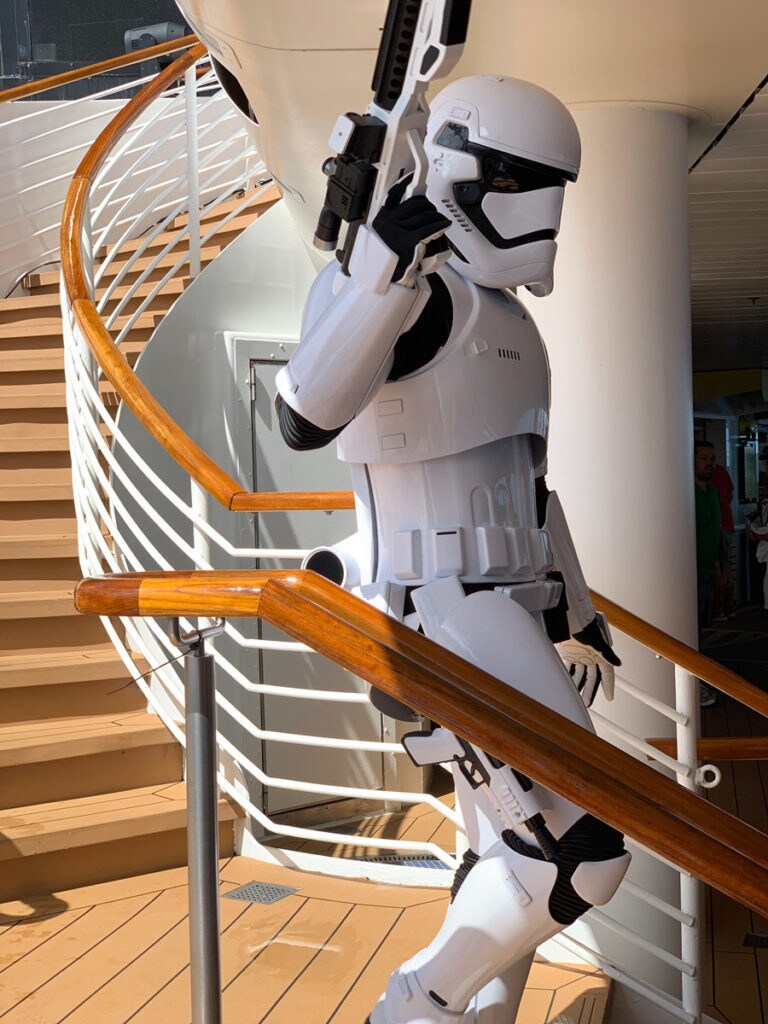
[0,45,205,299]
[56,51,723,1024]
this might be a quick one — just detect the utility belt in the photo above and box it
[403,576,563,618]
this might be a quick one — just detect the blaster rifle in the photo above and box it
[313,0,472,275]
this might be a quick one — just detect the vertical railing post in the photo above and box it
[174,618,225,1024]
[184,65,201,278]
[80,205,100,386]
[81,203,96,298]
[74,201,106,576]
[191,478,211,567]
[675,663,702,1023]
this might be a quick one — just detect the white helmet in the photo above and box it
[425,75,580,294]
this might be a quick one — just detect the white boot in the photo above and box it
[367,819,629,1024]
[369,838,559,1023]
[458,957,534,1024]
[369,969,465,1024]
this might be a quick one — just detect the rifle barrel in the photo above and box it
[371,0,424,111]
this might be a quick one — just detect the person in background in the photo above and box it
[694,440,725,707]
[711,459,735,621]
[748,494,768,611]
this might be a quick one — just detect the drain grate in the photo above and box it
[356,854,452,869]
[224,881,300,904]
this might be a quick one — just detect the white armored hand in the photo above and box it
[556,614,620,707]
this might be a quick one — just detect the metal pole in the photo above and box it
[183,629,223,1024]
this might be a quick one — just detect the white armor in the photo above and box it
[276,74,629,1024]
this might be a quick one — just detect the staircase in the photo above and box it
[0,192,273,902]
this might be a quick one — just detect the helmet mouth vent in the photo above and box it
[441,198,473,232]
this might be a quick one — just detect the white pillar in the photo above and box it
[528,107,697,1016]
[532,104,695,644]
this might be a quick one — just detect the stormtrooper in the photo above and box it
[275,75,631,1024]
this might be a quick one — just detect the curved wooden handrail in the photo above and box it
[0,35,200,104]
[75,569,768,919]
[59,43,353,514]
[591,590,768,719]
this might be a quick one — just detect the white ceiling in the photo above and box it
[689,82,768,372]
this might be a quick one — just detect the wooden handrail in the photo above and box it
[59,43,352,514]
[75,569,768,919]
[649,737,768,762]
[0,35,200,103]
[60,44,354,516]
[590,590,768,719]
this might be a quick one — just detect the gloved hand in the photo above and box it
[556,614,621,707]
[371,179,451,284]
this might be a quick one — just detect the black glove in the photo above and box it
[556,616,621,707]
[573,618,622,667]
[372,182,451,284]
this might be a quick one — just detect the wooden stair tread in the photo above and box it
[99,206,269,260]
[0,379,117,410]
[29,246,222,290]
[0,711,174,767]
[1,275,187,316]
[0,465,74,483]
[0,475,74,500]
[0,435,73,454]
[0,483,73,501]
[0,426,110,455]
[95,274,189,307]
[0,643,134,687]
[0,577,76,593]
[176,188,277,227]
[0,529,79,556]
[1,340,143,374]
[0,312,158,341]
[0,579,76,618]
[0,782,238,859]
[0,516,78,538]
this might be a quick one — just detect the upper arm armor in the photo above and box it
[275,262,430,432]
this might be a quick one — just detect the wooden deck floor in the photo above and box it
[702,694,768,1024]
[3,674,766,1021]
[271,700,768,1024]
[0,856,609,1023]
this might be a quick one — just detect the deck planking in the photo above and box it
[702,695,768,1024]
[0,855,608,1024]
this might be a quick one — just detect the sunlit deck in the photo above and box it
[0,855,609,1023]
